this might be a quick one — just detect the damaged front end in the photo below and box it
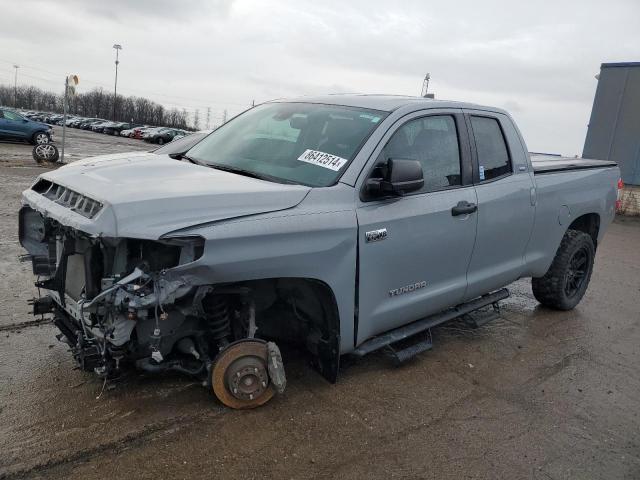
[19,205,286,408]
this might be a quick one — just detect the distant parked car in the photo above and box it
[70,117,90,128]
[80,119,106,130]
[144,127,187,145]
[103,122,141,136]
[45,114,63,124]
[0,108,53,144]
[91,121,115,133]
[101,122,123,135]
[133,126,155,139]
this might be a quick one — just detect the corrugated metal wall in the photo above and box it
[583,62,640,186]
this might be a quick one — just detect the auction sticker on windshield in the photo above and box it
[297,149,348,171]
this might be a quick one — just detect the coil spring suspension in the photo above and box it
[204,295,231,342]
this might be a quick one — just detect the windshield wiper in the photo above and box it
[181,154,203,165]
[207,164,297,184]
[171,153,206,166]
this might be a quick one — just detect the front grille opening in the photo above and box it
[32,179,53,193]
[31,180,103,219]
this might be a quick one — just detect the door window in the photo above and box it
[470,116,511,181]
[3,110,23,121]
[381,115,461,193]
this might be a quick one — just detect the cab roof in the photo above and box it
[269,94,507,115]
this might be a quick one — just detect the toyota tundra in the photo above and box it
[19,95,620,408]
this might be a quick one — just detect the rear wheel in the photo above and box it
[532,229,595,310]
[157,137,165,145]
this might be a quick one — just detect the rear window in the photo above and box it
[470,116,511,181]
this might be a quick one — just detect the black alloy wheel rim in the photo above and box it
[565,246,590,298]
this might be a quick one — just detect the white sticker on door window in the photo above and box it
[297,149,348,171]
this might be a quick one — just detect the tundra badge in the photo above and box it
[365,228,387,243]
[389,281,427,297]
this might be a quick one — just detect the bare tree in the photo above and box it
[0,83,194,129]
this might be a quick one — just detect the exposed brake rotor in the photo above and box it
[211,339,277,409]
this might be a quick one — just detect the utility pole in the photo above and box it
[13,65,19,108]
[194,109,200,130]
[112,44,122,120]
[206,107,211,130]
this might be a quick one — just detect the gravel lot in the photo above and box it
[1,131,639,479]
[0,127,149,167]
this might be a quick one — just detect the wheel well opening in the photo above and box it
[568,213,600,248]
[221,278,341,383]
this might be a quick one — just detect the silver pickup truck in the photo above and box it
[19,95,620,408]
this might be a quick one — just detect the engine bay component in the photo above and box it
[211,339,279,409]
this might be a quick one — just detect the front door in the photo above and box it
[356,111,478,345]
[1,109,28,139]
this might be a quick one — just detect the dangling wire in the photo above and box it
[95,375,107,400]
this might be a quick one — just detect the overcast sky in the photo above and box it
[1,0,639,154]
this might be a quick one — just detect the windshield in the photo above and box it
[187,102,386,187]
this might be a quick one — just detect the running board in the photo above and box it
[463,303,502,329]
[352,288,510,357]
[385,329,433,365]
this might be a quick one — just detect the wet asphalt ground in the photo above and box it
[1,130,639,479]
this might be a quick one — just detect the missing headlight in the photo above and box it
[126,236,204,272]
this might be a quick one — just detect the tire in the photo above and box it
[32,131,50,145]
[157,137,165,145]
[532,229,595,310]
[32,143,59,163]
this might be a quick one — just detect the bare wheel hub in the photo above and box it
[226,356,269,401]
[211,339,275,409]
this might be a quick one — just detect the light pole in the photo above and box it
[421,73,430,97]
[13,65,19,107]
[112,44,122,120]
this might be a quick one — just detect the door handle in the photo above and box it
[451,201,477,216]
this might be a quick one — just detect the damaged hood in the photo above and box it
[22,153,311,239]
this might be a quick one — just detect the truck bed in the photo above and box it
[530,154,617,174]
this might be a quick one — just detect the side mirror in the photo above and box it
[367,158,424,196]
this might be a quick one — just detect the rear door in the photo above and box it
[0,110,8,137]
[463,110,536,299]
[356,109,478,344]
